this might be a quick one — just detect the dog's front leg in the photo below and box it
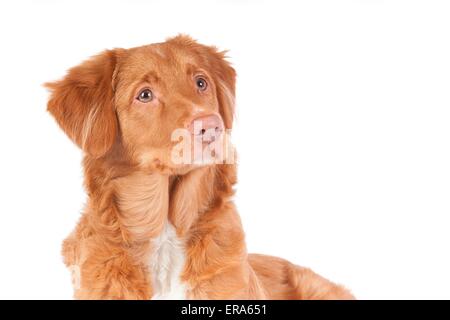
[73,243,152,300]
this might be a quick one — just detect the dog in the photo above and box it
[46,35,353,299]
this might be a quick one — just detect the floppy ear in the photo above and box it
[208,49,236,130]
[46,49,122,158]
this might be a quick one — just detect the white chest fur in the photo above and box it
[149,222,187,300]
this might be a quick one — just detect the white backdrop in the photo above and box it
[0,0,449,299]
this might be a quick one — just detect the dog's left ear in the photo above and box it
[207,49,236,130]
[45,49,123,158]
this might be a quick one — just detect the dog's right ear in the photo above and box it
[45,49,124,158]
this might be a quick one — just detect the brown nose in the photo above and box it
[188,114,224,136]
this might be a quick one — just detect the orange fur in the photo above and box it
[47,35,354,300]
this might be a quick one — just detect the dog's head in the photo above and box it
[46,35,235,174]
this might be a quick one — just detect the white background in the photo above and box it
[0,0,449,299]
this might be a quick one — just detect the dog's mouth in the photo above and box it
[193,127,224,145]
[169,124,227,168]
[187,114,224,143]
[191,127,225,165]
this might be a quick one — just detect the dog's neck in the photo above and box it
[113,166,216,241]
[84,157,235,248]
[114,171,169,242]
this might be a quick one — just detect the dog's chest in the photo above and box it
[149,222,187,299]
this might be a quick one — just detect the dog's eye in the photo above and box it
[195,77,208,91]
[137,89,153,103]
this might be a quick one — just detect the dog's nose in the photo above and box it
[188,114,224,136]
